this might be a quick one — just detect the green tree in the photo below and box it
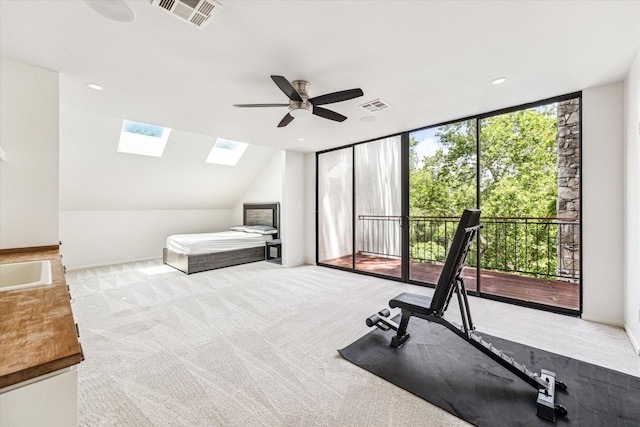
[409,106,559,275]
[409,120,477,217]
[478,107,558,218]
[410,107,557,218]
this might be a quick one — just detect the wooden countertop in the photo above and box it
[0,247,83,389]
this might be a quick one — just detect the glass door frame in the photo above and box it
[316,91,582,316]
[316,135,409,282]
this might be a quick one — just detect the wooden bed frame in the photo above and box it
[163,202,280,274]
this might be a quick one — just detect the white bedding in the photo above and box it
[166,230,273,256]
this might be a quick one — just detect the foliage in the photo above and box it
[409,219,453,263]
[410,107,558,218]
[478,107,558,218]
[410,241,447,263]
[409,106,560,277]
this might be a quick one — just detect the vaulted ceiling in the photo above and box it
[2,1,639,155]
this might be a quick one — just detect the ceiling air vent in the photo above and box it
[151,0,222,29]
[359,99,391,113]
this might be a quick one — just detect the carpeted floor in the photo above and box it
[67,259,640,426]
[340,316,640,426]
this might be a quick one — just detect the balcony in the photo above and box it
[322,215,580,311]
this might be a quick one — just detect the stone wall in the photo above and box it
[556,99,581,281]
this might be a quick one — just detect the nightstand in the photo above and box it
[266,239,282,264]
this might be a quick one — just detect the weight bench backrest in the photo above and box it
[429,209,481,315]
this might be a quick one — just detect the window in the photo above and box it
[117,120,171,157]
[317,92,582,315]
[409,120,477,287]
[206,138,248,166]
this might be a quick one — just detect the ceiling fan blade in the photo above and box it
[271,75,303,102]
[277,113,294,128]
[233,103,289,108]
[313,106,347,122]
[310,88,363,106]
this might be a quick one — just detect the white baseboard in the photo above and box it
[625,326,640,356]
[65,256,162,272]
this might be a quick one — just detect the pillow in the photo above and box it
[230,225,247,232]
[244,225,278,235]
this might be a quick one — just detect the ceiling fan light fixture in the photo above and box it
[289,107,312,118]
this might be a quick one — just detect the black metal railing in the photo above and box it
[358,215,580,281]
[358,215,402,259]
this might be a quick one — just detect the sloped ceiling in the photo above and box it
[59,97,277,210]
[1,1,639,210]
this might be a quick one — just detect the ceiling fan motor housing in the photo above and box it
[289,80,313,117]
[233,75,363,127]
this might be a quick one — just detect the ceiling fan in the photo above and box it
[233,75,364,128]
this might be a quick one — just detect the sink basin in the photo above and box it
[0,260,52,292]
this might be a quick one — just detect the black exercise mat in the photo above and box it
[339,318,640,426]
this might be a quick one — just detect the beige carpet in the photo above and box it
[67,260,639,426]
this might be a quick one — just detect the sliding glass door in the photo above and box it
[477,98,581,311]
[317,147,353,269]
[317,93,581,314]
[408,120,477,289]
[354,136,402,278]
[317,136,403,279]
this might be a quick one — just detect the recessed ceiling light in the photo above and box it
[491,77,507,85]
[360,116,377,122]
[87,83,104,91]
[84,0,136,23]
[298,138,305,141]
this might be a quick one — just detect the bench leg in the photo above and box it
[390,312,412,348]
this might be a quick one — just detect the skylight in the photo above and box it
[117,120,171,157]
[206,138,248,166]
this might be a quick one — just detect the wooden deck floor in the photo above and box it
[322,253,580,311]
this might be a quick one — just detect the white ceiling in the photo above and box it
[1,0,639,154]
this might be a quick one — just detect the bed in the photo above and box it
[163,202,280,274]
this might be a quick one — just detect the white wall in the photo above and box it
[624,50,640,355]
[582,83,625,326]
[231,150,283,224]
[228,149,306,267]
[60,209,231,270]
[58,99,278,268]
[281,151,305,267]
[0,58,59,249]
[304,153,316,265]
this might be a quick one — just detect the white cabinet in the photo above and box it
[0,366,78,427]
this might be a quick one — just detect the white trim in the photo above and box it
[65,256,162,272]
[625,326,640,357]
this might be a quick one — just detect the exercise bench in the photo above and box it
[365,209,567,422]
